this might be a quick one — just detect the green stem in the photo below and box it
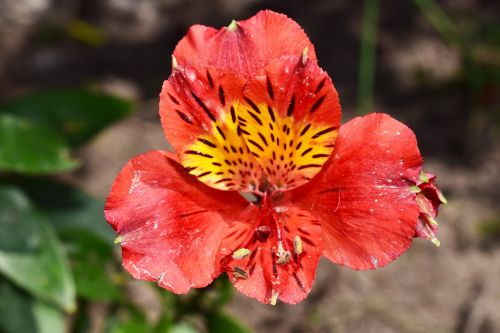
[357,0,379,115]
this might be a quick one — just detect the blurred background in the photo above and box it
[0,0,499,332]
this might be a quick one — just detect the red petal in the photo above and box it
[105,150,249,293]
[160,66,247,155]
[220,201,323,304]
[173,10,317,75]
[284,113,422,270]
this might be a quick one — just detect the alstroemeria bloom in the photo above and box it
[105,11,445,305]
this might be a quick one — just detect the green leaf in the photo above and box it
[19,178,115,244]
[65,229,122,301]
[0,186,76,312]
[0,89,135,147]
[107,308,154,333]
[14,179,120,301]
[0,281,65,333]
[206,311,253,333]
[0,114,79,174]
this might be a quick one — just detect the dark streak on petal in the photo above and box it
[301,148,313,157]
[216,126,226,140]
[191,92,216,122]
[312,126,337,139]
[309,95,326,114]
[219,86,226,106]
[292,272,305,291]
[315,77,326,94]
[266,75,274,100]
[178,209,208,218]
[214,178,232,184]
[243,96,261,114]
[175,110,193,125]
[230,105,236,123]
[287,94,296,117]
[300,123,311,136]
[168,93,180,105]
[248,139,264,152]
[267,105,276,122]
[301,236,314,246]
[206,70,214,89]
[297,164,322,170]
[184,150,213,158]
[258,133,268,146]
[248,110,263,126]
[197,138,217,148]
[197,171,212,178]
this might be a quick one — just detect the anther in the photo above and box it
[276,251,291,265]
[233,266,248,280]
[293,235,303,255]
[301,47,309,65]
[269,290,279,306]
[233,248,251,260]
[227,20,238,31]
[276,242,291,265]
[171,55,178,70]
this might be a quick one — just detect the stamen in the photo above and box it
[233,266,249,280]
[269,290,279,306]
[233,248,251,260]
[293,235,303,255]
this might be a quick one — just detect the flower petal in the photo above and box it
[173,10,317,75]
[284,113,423,270]
[413,171,446,246]
[159,56,340,192]
[104,150,249,293]
[220,202,323,304]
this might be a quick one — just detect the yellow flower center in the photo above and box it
[181,98,338,193]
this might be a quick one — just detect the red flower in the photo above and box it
[105,10,445,305]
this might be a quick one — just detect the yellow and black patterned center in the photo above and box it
[180,93,338,193]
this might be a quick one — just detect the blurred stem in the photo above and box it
[412,0,461,47]
[357,0,379,115]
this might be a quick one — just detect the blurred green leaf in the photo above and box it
[206,311,253,333]
[0,114,79,174]
[67,20,107,47]
[107,308,154,333]
[109,321,154,333]
[478,216,500,236]
[15,179,120,300]
[0,89,134,147]
[20,178,115,244]
[0,186,76,312]
[0,280,65,333]
[170,323,200,333]
[32,297,66,333]
[65,229,122,301]
[207,275,234,309]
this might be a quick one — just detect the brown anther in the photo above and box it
[233,266,248,280]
